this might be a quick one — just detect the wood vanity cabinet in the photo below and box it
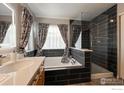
[29,62,45,85]
[35,67,45,85]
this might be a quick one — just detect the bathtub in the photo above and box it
[44,57,82,71]
[44,57,91,85]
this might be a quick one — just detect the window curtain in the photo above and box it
[42,25,65,49]
[71,25,81,47]
[58,24,69,63]
[37,23,49,56]
[18,7,33,53]
[0,21,10,43]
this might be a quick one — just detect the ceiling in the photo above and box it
[28,3,115,21]
[0,4,12,16]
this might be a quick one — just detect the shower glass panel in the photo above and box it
[70,13,82,49]
[90,14,109,69]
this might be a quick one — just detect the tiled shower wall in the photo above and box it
[70,20,81,47]
[70,20,90,48]
[82,21,90,48]
[90,5,117,76]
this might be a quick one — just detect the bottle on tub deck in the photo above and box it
[10,50,17,63]
[16,53,24,59]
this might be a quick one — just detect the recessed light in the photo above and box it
[110,19,114,23]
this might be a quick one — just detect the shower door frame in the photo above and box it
[118,12,124,79]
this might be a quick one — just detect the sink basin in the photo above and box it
[0,60,33,74]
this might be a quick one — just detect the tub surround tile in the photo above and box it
[45,67,91,85]
[41,49,64,57]
[25,50,37,57]
[69,77,91,84]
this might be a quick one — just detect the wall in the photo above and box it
[117,4,124,79]
[70,20,81,47]
[36,17,69,25]
[81,21,90,48]
[90,5,117,76]
[70,20,90,48]
[0,15,12,22]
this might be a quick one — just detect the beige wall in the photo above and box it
[117,4,124,15]
[117,4,124,78]
[36,17,69,25]
[0,15,12,22]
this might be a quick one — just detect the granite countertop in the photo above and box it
[0,57,45,85]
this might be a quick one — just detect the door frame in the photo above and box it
[118,12,124,79]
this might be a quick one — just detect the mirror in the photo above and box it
[0,3,16,49]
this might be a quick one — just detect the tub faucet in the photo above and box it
[71,58,76,65]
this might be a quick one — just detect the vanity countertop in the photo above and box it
[0,57,45,85]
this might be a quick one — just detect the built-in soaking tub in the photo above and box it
[44,57,91,85]
[44,57,82,71]
[44,48,92,85]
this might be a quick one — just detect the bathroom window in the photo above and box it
[1,24,16,48]
[75,31,82,49]
[42,25,65,49]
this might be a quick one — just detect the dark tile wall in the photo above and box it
[45,67,91,85]
[25,50,37,57]
[70,20,82,47]
[70,20,90,48]
[107,5,117,76]
[26,49,64,57]
[90,5,117,76]
[82,30,90,49]
[70,48,85,65]
[82,21,90,49]
[45,48,91,85]
[41,49,64,57]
